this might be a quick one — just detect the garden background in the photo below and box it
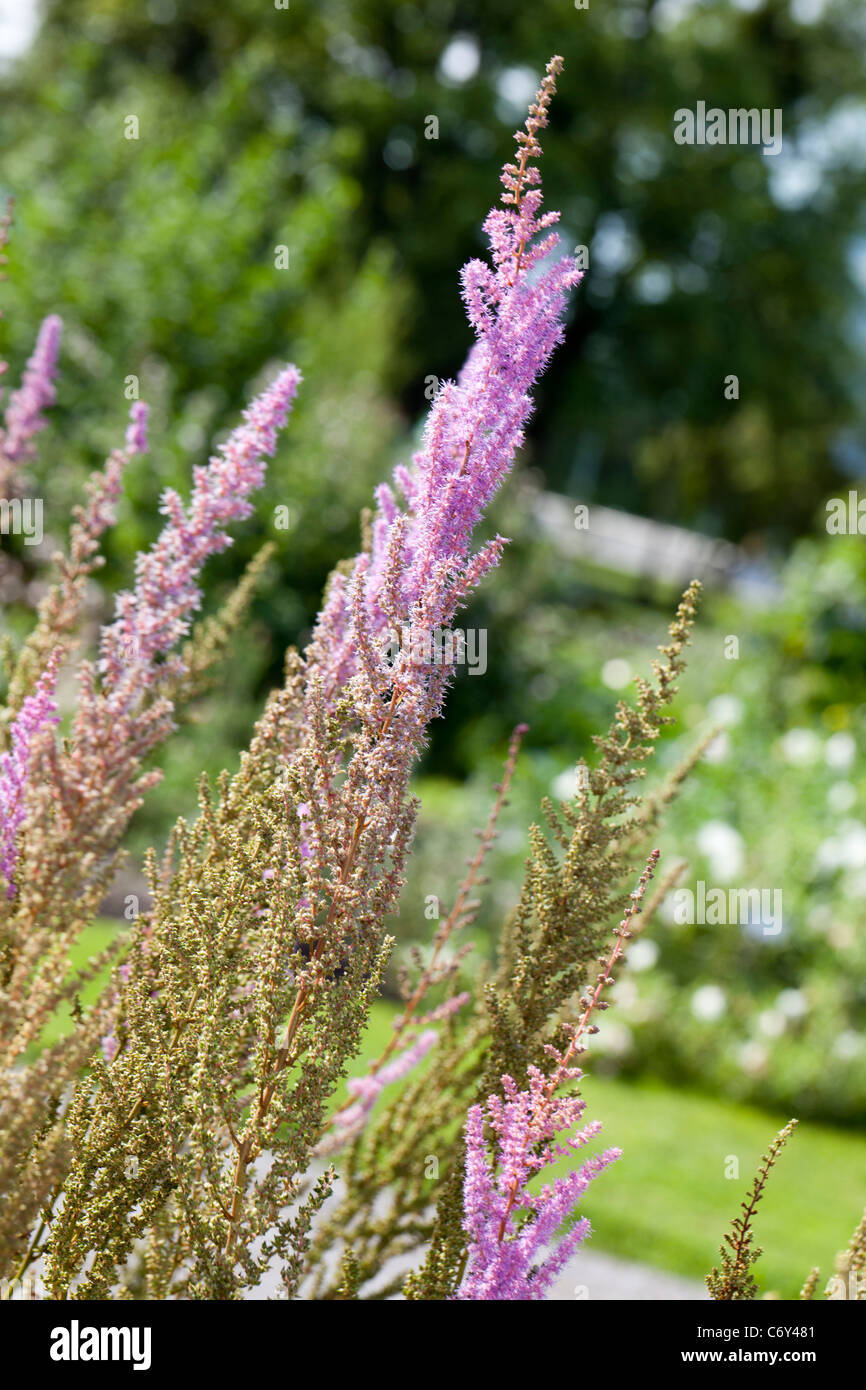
[2,0,865,1296]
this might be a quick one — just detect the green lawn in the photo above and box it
[42,934,866,1299]
[28,918,129,1056]
[571,1072,866,1299]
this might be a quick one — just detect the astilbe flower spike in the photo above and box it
[456,1070,620,1300]
[0,647,62,897]
[204,58,580,1259]
[455,849,661,1299]
[30,59,583,1300]
[40,368,300,880]
[97,365,301,704]
[0,313,62,472]
[307,55,580,701]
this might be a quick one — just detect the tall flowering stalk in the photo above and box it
[31,57,584,1300]
[0,648,61,897]
[4,368,300,952]
[4,399,149,721]
[97,366,300,701]
[455,850,659,1300]
[214,52,580,1268]
[0,365,300,1285]
[310,55,579,700]
[456,1077,619,1301]
[0,313,62,482]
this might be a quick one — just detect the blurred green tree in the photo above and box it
[3,0,863,553]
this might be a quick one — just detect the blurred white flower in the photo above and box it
[825,731,856,772]
[591,213,640,275]
[627,939,659,972]
[738,1041,768,1075]
[816,837,843,872]
[633,263,673,305]
[438,34,480,85]
[594,1021,633,1056]
[833,1030,864,1061]
[552,767,578,800]
[552,764,588,801]
[696,821,745,881]
[758,1009,786,1038]
[790,0,828,23]
[807,903,833,934]
[779,728,822,766]
[827,781,857,814]
[601,657,632,690]
[707,694,744,727]
[703,730,730,764]
[776,988,808,1020]
[815,822,866,873]
[691,984,726,1022]
[829,920,856,950]
[843,868,866,900]
[612,978,638,1010]
[839,821,866,869]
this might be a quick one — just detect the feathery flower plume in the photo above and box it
[267,57,577,1100]
[97,366,300,703]
[455,1071,619,1300]
[0,648,62,897]
[0,314,62,470]
[201,60,579,1273]
[58,368,299,821]
[317,1028,439,1155]
[4,401,149,718]
[455,849,660,1298]
[307,56,580,701]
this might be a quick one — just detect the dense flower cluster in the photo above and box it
[0,313,62,473]
[310,55,580,703]
[98,367,300,700]
[457,1069,620,1300]
[0,647,61,896]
